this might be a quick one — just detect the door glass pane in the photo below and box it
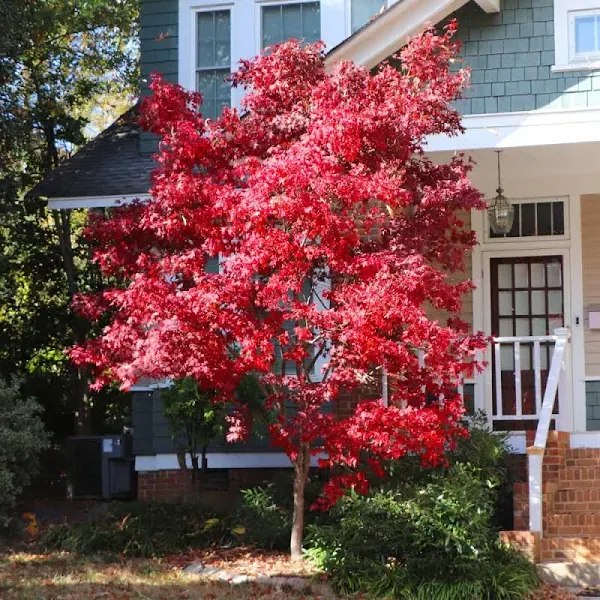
[547,262,562,287]
[548,290,563,315]
[498,264,512,288]
[531,263,545,287]
[576,15,597,54]
[515,291,529,315]
[499,291,513,316]
[520,346,531,370]
[537,202,552,236]
[515,263,529,287]
[499,319,513,336]
[532,291,545,314]
[516,318,530,336]
[501,345,514,371]
[549,317,563,333]
[532,318,547,336]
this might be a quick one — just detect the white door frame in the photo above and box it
[471,195,585,433]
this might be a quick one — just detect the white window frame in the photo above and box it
[484,197,570,244]
[254,0,322,55]
[553,0,600,72]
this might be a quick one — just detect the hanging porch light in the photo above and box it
[488,150,515,235]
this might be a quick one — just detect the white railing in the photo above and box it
[525,327,570,536]
[492,333,565,423]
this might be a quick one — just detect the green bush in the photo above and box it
[232,484,291,550]
[0,377,49,537]
[40,502,230,557]
[305,464,538,599]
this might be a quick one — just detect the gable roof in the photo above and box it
[325,0,499,70]
[29,104,155,200]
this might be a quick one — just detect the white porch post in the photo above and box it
[527,449,543,534]
[556,327,573,432]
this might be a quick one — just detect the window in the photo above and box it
[196,10,231,121]
[570,10,600,62]
[351,0,386,33]
[553,0,600,70]
[261,2,320,49]
[488,198,567,240]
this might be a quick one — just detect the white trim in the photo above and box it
[135,452,321,471]
[325,0,469,71]
[570,432,600,448]
[427,108,600,153]
[47,194,150,210]
[474,0,499,12]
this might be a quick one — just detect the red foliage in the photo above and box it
[73,25,487,508]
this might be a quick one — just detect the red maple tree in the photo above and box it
[73,23,486,559]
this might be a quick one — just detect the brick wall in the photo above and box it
[453,0,600,115]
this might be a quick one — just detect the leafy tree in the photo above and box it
[0,0,138,434]
[73,25,486,559]
[162,378,227,486]
[0,377,50,508]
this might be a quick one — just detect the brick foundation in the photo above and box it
[137,467,291,504]
[500,531,540,563]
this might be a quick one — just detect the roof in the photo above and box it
[29,104,155,200]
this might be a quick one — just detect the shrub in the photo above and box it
[232,484,291,550]
[40,502,229,557]
[0,377,49,516]
[306,464,538,599]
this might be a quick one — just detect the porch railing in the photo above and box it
[525,327,570,536]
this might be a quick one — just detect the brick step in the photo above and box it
[541,536,600,563]
[556,466,600,485]
[555,488,600,504]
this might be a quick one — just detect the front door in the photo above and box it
[490,256,565,429]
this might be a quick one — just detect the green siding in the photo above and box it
[139,0,179,155]
[453,0,600,115]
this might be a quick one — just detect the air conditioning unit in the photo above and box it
[66,435,135,500]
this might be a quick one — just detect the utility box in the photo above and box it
[67,435,135,500]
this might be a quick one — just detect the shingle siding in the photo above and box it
[453,0,600,115]
[139,0,179,154]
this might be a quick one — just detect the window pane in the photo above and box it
[536,202,552,236]
[214,11,231,67]
[498,264,512,288]
[532,318,547,336]
[499,291,513,316]
[548,290,563,315]
[351,0,385,33]
[283,4,303,40]
[532,291,545,314]
[501,345,514,371]
[516,318,530,336]
[506,203,520,237]
[515,263,529,287]
[198,12,215,67]
[215,68,231,115]
[262,6,282,47]
[197,70,216,119]
[553,202,565,235]
[547,262,562,287]
[515,291,529,315]
[531,263,545,287]
[499,318,513,336]
[521,203,536,236]
[576,15,597,54]
[302,2,321,42]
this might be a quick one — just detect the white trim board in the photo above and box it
[47,194,150,210]
[135,452,322,471]
[426,108,600,153]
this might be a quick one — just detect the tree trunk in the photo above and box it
[290,444,311,561]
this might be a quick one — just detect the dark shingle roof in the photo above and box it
[29,104,155,199]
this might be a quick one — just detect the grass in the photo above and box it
[0,550,337,600]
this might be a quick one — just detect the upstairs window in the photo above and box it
[261,2,320,49]
[570,10,600,62]
[196,10,231,121]
[351,0,386,33]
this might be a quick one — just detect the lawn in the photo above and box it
[0,549,336,600]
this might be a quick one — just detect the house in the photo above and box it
[30,0,600,563]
